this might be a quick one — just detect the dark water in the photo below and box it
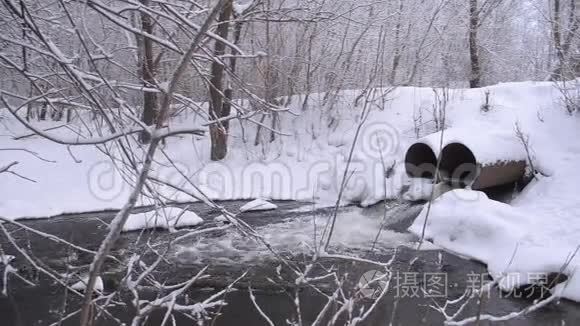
[0,200,578,325]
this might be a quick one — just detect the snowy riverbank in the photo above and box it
[1,81,565,219]
[3,80,580,301]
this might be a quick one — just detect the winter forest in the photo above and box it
[2,0,580,325]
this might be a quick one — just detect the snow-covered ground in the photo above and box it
[2,81,559,220]
[123,206,203,232]
[3,80,580,301]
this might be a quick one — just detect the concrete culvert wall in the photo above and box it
[439,143,478,187]
[405,143,437,179]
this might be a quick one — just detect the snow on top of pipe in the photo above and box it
[416,128,527,164]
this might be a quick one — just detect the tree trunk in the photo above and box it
[390,0,404,85]
[209,0,233,161]
[21,0,33,122]
[550,0,580,80]
[469,0,481,88]
[139,0,158,144]
[217,15,243,154]
[39,103,47,120]
[551,0,564,79]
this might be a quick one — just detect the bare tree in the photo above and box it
[138,0,159,144]
[208,0,234,161]
[550,0,580,80]
[469,0,482,88]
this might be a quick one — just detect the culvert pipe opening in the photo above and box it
[405,143,437,179]
[439,142,478,187]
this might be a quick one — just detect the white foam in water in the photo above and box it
[174,206,414,265]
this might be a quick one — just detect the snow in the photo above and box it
[0,82,565,222]
[71,276,104,292]
[239,198,277,212]
[418,128,527,164]
[401,178,434,202]
[409,189,526,262]
[214,214,227,222]
[1,254,15,265]
[214,214,229,223]
[233,1,253,15]
[409,182,580,302]
[123,207,203,232]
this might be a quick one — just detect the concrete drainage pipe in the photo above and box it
[404,129,527,190]
[404,143,437,179]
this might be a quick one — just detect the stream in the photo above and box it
[1,200,578,325]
